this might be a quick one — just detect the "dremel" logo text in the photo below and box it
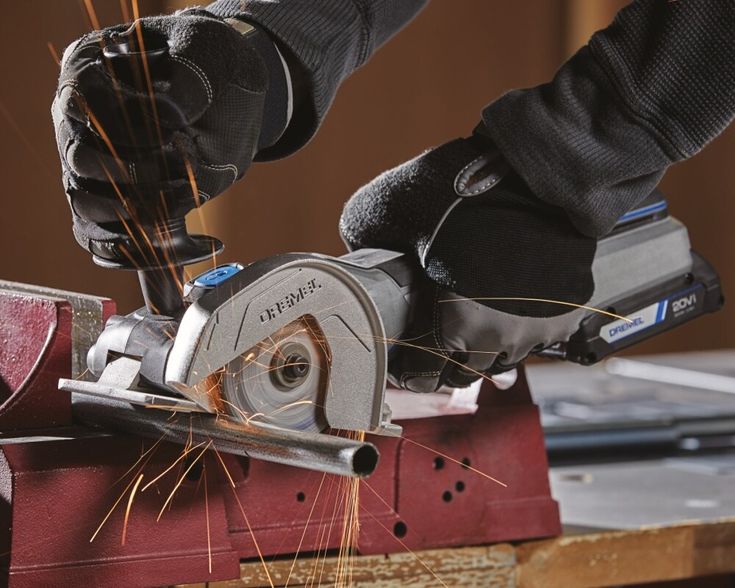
[259,278,320,323]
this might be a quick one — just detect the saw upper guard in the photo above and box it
[60,252,403,462]
[167,253,397,435]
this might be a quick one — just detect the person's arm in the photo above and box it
[338,0,735,391]
[206,0,429,158]
[53,1,427,267]
[481,0,735,237]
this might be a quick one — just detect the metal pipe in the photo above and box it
[71,394,379,478]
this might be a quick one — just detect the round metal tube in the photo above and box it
[71,394,379,478]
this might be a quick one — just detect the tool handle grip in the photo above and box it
[137,267,184,317]
[337,249,423,342]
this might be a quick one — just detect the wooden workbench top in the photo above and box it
[179,517,735,588]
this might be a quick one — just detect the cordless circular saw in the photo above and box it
[59,193,722,477]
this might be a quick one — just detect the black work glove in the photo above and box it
[340,133,598,392]
[52,8,290,267]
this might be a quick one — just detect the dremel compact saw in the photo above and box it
[59,192,722,478]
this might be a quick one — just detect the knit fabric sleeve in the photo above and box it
[207,0,428,158]
[481,0,735,237]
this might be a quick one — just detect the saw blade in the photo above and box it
[220,318,329,432]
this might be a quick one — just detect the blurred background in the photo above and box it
[0,0,732,356]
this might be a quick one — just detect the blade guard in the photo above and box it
[165,254,396,434]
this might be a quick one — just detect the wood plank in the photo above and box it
[178,520,735,587]
[201,544,516,588]
[516,518,735,588]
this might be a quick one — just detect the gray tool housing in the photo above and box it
[67,251,414,437]
[167,252,410,434]
[59,211,708,477]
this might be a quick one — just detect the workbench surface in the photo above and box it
[178,353,735,588]
[177,517,735,588]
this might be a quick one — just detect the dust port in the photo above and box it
[393,521,408,538]
[442,491,453,503]
[297,492,306,502]
[433,457,445,470]
[455,481,465,492]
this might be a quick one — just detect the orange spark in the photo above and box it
[204,461,212,574]
[141,440,207,493]
[82,0,102,30]
[358,491,449,588]
[284,473,328,588]
[47,42,61,66]
[121,473,145,545]
[439,296,632,323]
[119,0,131,22]
[229,488,275,588]
[90,444,160,543]
[402,436,507,487]
[156,441,211,521]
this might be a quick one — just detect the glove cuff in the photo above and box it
[205,3,292,151]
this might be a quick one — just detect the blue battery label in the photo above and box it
[599,285,702,344]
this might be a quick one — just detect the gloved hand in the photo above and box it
[340,132,598,392]
[52,8,291,267]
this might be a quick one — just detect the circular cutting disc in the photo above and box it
[221,320,328,432]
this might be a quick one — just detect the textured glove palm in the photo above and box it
[340,135,598,392]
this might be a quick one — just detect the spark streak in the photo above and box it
[402,436,507,487]
[47,42,61,66]
[284,473,328,588]
[121,473,144,545]
[229,489,275,588]
[439,296,633,323]
[119,0,131,22]
[204,461,212,574]
[156,441,211,521]
[141,440,207,492]
[82,0,102,30]
[360,484,449,588]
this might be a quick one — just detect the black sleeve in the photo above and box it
[207,0,428,158]
[481,0,735,237]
